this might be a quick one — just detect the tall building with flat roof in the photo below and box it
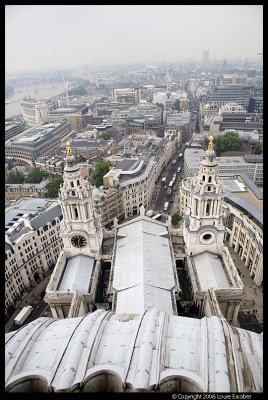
[184,147,263,186]
[21,98,56,126]
[5,197,63,321]
[203,50,209,69]
[5,121,72,164]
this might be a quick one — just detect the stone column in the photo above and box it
[198,199,202,217]
[245,240,253,267]
[56,305,65,319]
[204,200,207,216]
[226,301,235,324]
[254,255,263,287]
[231,302,241,326]
[50,305,58,318]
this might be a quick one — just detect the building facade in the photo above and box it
[103,135,179,218]
[5,180,50,201]
[5,122,73,164]
[112,88,140,104]
[181,137,243,325]
[5,198,63,321]
[180,167,263,288]
[45,142,103,319]
[223,200,263,287]
[21,98,56,126]
[183,148,263,186]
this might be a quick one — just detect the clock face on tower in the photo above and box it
[71,235,87,248]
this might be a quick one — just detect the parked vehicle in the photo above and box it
[14,306,33,326]
[146,209,155,218]
[163,201,169,211]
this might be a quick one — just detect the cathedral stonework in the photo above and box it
[59,141,103,258]
[183,136,225,256]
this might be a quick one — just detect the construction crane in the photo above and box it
[61,72,70,107]
[242,58,248,73]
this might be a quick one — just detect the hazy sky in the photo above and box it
[6,5,263,72]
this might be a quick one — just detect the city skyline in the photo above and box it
[6,5,263,72]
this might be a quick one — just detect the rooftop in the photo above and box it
[5,310,263,392]
[192,252,231,291]
[113,217,176,314]
[57,255,95,293]
[6,122,68,148]
[120,159,155,187]
[184,148,263,168]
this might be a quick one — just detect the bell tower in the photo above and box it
[183,136,225,256]
[59,142,103,258]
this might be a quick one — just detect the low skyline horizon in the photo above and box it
[5,56,263,76]
[6,5,262,73]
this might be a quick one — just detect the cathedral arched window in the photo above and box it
[208,176,212,183]
[70,181,74,188]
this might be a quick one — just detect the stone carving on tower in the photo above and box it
[59,141,103,258]
[183,136,225,256]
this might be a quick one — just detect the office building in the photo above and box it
[5,180,50,201]
[5,121,72,164]
[112,88,140,104]
[248,96,263,114]
[203,50,209,69]
[183,148,263,186]
[5,198,63,321]
[21,98,56,126]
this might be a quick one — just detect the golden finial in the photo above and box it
[66,141,72,156]
[208,136,214,150]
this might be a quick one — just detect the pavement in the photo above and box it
[5,274,52,333]
[227,244,263,324]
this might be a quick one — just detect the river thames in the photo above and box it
[5,82,64,118]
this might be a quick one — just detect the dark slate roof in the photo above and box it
[219,172,263,200]
[5,242,12,252]
[224,192,263,227]
[221,122,262,131]
[9,227,31,242]
[244,154,263,163]
[30,205,62,229]
[72,139,106,148]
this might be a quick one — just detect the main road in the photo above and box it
[151,149,185,215]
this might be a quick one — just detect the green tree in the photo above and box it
[92,160,112,187]
[171,212,181,226]
[254,142,263,155]
[156,102,164,109]
[6,168,25,184]
[215,132,242,155]
[172,99,181,112]
[44,177,63,198]
[98,131,112,140]
[25,167,47,183]
[68,84,88,96]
